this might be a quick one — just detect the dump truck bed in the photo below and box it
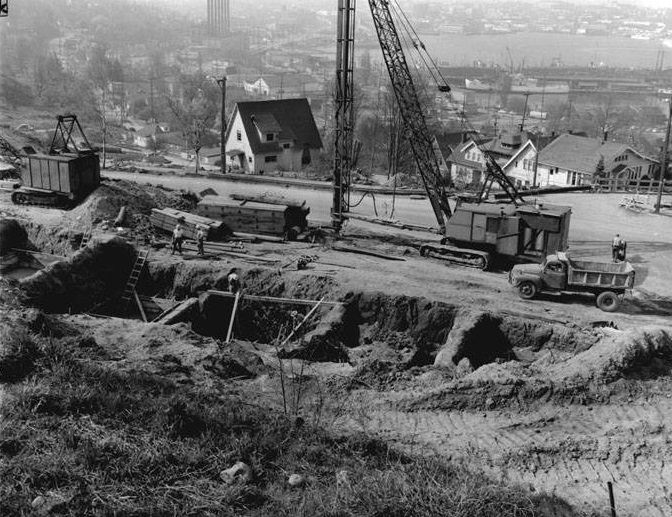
[565,255,635,290]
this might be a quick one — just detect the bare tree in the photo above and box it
[167,73,219,173]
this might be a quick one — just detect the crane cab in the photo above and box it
[444,201,571,263]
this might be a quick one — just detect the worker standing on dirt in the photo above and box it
[227,268,240,293]
[196,226,206,256]
[612,234,622,262]
[617,236,627,262]
[172,224,184,255]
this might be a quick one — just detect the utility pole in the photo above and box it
[655,96,672,213]
[149,76,157,155]
[217,76,227,174]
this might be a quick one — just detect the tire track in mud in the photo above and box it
[345,397,672,516]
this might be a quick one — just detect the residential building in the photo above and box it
[536,134,659,187]
[224,98,323,174]
[448,138,487,187]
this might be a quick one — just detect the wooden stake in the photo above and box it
[133,289,148,322]
[225,290,241,343]
[608,481,616,517]
[280,296,325,348]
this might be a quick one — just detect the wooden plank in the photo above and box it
[155,298,199,325]
[233,232,285,243]
[332,244,406,261]
[208,290,343,307]
[346,213,439,233]
[225,290,241,343]
[230,193,306,208]
[133,289,148,323]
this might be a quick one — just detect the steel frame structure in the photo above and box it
[332,0,356,231]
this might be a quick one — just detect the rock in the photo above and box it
[220,461,253,485]
[336,469,350,487]
[455,357,474,378]
[31,496,45,508]
[287,473,305,488]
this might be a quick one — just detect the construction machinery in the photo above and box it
[333,0,572,270]
[11,115,100,208]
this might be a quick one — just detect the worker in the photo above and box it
[227,268,240,293]
[196,225,206,256]
[171,223,184,255]
[611,233,622,262]
[617,236,627,262]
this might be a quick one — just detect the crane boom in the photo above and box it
[368,0,452,232]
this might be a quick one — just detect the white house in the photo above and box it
[224,98,323,174]
[243,78,271,96]
[448,139,487,187]
[537,133,659,187]
[501,139,545,188]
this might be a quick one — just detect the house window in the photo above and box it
[264,155,277,163]
[236,130,242,141]
[266,133,274,142]
[248,156,252,163]
[283,143,291,149]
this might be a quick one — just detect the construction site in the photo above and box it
[3,2,672,517]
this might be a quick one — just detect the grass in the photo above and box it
[0,318,570,516]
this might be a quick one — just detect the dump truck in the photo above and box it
[508,252,635,312]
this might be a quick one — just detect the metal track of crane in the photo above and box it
[368,0,452,233]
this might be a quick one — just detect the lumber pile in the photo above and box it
[149,208,228,241]
[197,195,310,239]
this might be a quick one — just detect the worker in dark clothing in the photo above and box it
[618,237,627,262]
[171,224,184,255]
[227,268,240,293]
[612,234,626,262]
[196,226,206,256]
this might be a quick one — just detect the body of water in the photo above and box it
[419,32,670,69]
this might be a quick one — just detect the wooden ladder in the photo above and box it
[120,249,149,313]
[79,228,93,250]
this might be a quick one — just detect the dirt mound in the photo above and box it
[67,178,198,228]
[19,236,136,312]
[434,310,514,370]
[556,326,672,382]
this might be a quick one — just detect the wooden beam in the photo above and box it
[332,244,406,261]
[230,193,306,208]
[133,289,148,322]
[225,290,241,343]
[208,290,343,307]
[345,213,439,233]
[280,296,325,347]
[11,248,67,259]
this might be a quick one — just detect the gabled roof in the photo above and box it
[502,139,537,170]
[449,138,490,169]
[227,98,322,155]
[538,133,656,175]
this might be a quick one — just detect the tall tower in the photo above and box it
[207,0,230,35]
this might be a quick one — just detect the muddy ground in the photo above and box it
[2,179,672,516]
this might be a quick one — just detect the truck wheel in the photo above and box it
[596,291,620,312]
[518,281,537,300]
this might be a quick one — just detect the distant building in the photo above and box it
[243,78,271,96]
[536,133,659,186]
[224,98,323,174]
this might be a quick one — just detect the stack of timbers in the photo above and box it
[196,194,310,240]
[150,208,228,240]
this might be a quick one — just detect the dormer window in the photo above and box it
[266,133,274,142]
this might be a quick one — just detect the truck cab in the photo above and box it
[509,252,635,312]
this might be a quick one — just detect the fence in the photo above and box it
[594,177,672,193]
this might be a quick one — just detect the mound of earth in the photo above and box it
[67,178,198,228]
[0,218,27,255]
[19,236,136,312]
